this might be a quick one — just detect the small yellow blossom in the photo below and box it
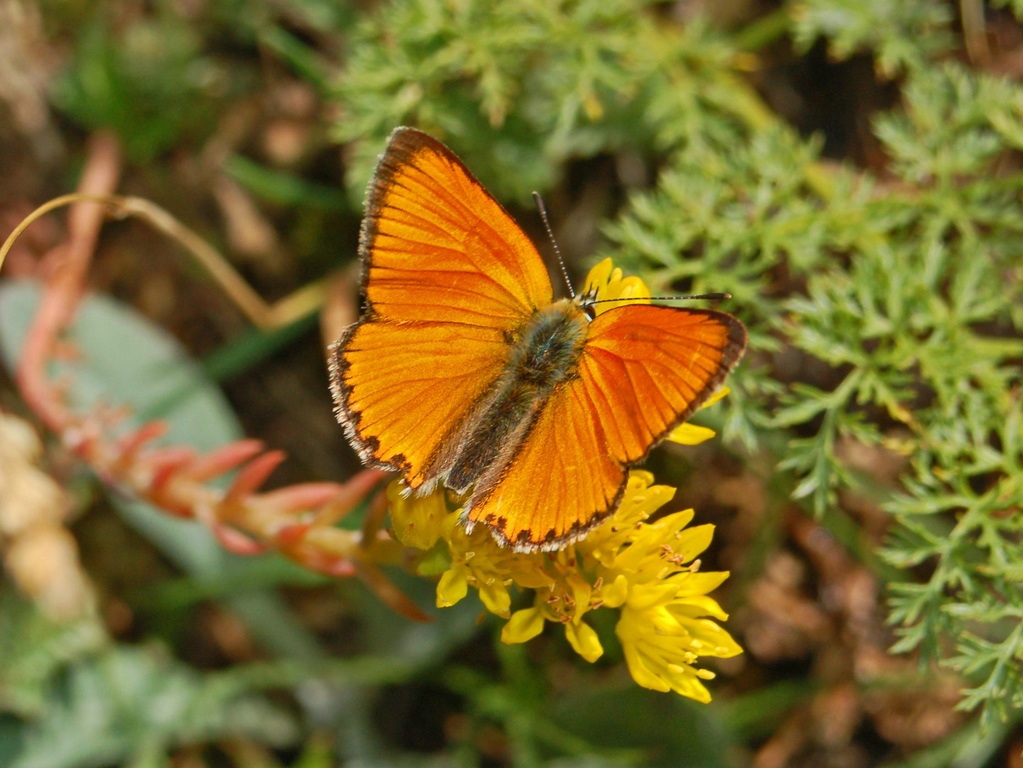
[617,572,742,701]
[402,488,555,616]
[388,482,448,550]
[393,470,741,703]
[583,257,651,315]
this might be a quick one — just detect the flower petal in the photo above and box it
[388,482,448,550]
[669,524,716,562]
[478,579,511,617]
[436,568,468,607]
[667,423,717,445]
[564,620,603,662]
[669,571,731,597]
[701,386,730,409]
[502,607,545,644]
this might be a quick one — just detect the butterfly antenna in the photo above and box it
[589,292,732,306]
[533,191,575,298]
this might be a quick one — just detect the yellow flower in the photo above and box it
[587,477,742,700]
[616,572,742,702]
[392,470,741,702]
[583,257,651,315]
[426,499,555,617]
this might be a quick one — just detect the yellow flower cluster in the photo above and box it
[389,470,741,702]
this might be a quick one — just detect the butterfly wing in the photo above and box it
[464,304,747,551]
[331,128,554,489]
[463,379,626,550]
[360,128,553,325]
[578,305,747,463]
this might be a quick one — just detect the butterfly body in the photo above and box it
[503,299,588,395]
[331,127,747,552]
[443,299,588,491]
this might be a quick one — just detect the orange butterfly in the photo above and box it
[330,128,747,552]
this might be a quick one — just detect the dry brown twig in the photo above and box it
[0,131,426,621]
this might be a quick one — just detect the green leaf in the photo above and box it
[9,644,297,768]
[0,590,106,719]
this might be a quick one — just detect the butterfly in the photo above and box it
[329,127,747,552]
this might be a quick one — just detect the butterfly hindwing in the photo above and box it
[463,377,627,550]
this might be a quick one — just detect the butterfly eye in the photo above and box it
[578,288,599,320]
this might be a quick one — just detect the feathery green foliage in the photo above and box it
[790,0,955,75]
[335,0,738,204]
[339,0,1023,730]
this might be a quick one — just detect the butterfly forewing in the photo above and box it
[331,128,555,490]
[579,304,747,463]
[332,321,508,487]
[362,129,554,325]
